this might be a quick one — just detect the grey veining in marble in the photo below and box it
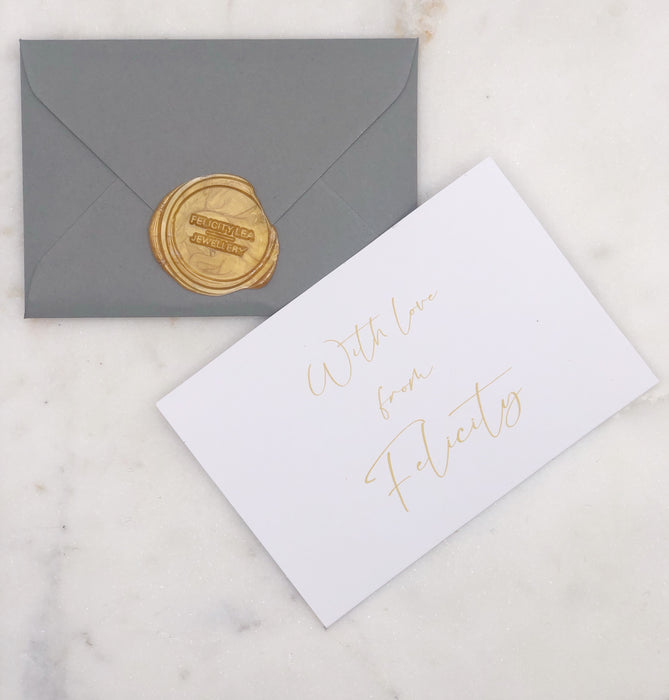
[1,1,668,698]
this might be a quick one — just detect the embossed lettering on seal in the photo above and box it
[148,175,279,296]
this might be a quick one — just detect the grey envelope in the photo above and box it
[20,39,417,317]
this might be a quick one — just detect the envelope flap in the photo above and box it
[20,39,417,221]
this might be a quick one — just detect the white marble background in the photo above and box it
[1,1,668,698]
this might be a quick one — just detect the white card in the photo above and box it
[158,159,657,626]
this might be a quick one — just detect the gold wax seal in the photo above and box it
[149,175,279,296]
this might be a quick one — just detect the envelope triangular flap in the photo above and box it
[20,39,417,221]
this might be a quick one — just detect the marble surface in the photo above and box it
[1,1,668,698]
